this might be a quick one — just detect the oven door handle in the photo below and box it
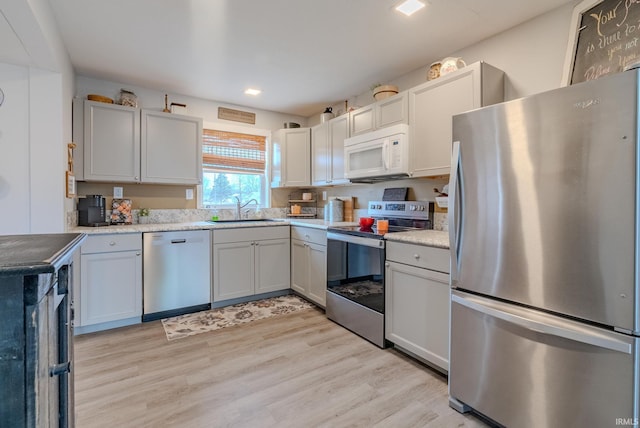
[327,232,385,249]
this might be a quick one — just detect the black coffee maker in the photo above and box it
[78,195,109,227]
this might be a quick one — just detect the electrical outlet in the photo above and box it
[186,188,194,200]
[113,187,123,198]
[322,191,327,201]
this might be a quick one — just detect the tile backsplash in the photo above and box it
[69,207,448,232]
[68,208,288,228]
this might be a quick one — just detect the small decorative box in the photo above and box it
[111,199,133,224]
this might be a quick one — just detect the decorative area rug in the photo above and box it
[161,294,315,341]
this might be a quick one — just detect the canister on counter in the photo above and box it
[328,198,344,222]
[340,197,354,222]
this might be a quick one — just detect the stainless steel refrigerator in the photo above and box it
[448,70,640,427]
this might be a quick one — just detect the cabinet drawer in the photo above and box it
[291,226,326,246]
[214,225,290,244]
[386,241,449,273]
[81,233,142,254]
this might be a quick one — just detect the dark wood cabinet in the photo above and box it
[0,233,85,428]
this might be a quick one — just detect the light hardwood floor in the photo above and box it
[74,307,490,428]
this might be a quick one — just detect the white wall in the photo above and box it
[0,64,31,233]
[442,2,576,100]
[314,2,577,125]
[75,76,308,133]
[29,68,66,233]
[0,64,71,234]
[0,0,75,234]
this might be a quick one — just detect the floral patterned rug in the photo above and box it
[161,294,315,341]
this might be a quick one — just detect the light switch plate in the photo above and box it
[113,187,123,198]
[186,188,194,200]
[322,191,327,201]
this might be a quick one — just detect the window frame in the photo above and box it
[198,122,271,209]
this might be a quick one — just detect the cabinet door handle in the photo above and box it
[413,254,420,260]
[385,262,390,267]
[50,361,71,377]
[109,241,116,246]
[171,239,187,244]
[136,252,141,256]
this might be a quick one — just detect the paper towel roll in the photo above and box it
[329,199,344,222]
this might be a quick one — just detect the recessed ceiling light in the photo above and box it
[395,0,425,16]
[244,88,261,96]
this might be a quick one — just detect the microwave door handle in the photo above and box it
[382,140,389,170]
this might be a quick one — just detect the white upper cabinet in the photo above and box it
[311,123,329,185]
[141,110,203,184]
[349,104,375,136]
[271,128,311,188]
[349,91,408,137]
[311,114,349,186]
[329,114,349,185]
[83,100,141,182]
[78,100,203,184]
[408,61,504,177]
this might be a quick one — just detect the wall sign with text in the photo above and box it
[563,0,640,85]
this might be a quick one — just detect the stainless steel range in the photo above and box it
[325,200,434,347]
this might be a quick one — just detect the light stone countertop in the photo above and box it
[68,218,358,235]
[288,219,357,230]
[68,218,448,249]
[384,229,450,249]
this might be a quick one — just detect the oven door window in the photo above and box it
[327,240,385,313]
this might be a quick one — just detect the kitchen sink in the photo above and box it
[207,219,278,223]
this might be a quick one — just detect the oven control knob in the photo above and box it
[410,205,416,211]
[418,205,424,211]
[376,204,382,209]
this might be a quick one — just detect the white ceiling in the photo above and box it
[41,0,575,117]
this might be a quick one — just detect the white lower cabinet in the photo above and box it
[385,241,450,372]
[78,233,142,332]
[255,238,292,294]
[213,226,290,302]
[290,226,327,307]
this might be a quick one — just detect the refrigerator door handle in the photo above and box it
[449,140,461,284]
[452,292,633,354]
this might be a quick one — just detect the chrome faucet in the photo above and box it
[234,196,259,219]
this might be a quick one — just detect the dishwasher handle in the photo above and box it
[170,239,187,244]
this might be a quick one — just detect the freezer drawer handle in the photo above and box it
[170,239,187,244]
[452,294,632,354]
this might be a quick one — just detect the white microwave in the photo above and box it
[344,124,410,182]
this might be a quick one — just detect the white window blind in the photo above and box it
[202,129,266,173]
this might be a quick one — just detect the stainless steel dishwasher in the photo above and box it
[142,230,211,321]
